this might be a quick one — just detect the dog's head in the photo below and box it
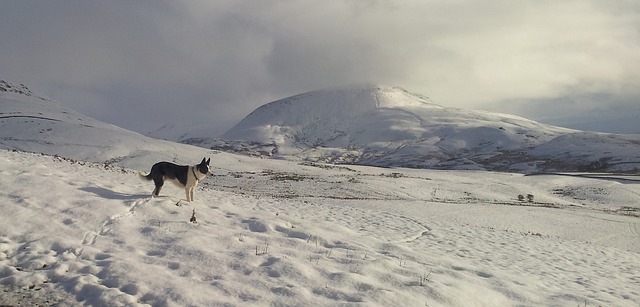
[196,157,213,176]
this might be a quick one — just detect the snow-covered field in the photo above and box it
[1,149,639,306]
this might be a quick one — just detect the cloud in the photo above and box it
[488,93,640,134]
[1,0,638,133]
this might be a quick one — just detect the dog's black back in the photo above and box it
[140,161,189,196]
[150,162,189,185]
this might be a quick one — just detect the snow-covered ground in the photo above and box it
[1,149,639,306]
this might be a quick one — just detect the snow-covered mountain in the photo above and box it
[0,80,214,169]
[3,80,639,173]
[203,85,640,173]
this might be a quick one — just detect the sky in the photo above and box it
[1,0,639,134]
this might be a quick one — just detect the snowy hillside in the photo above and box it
[202,85,640,173]
[1,80,640,306]
[0,80,214,169]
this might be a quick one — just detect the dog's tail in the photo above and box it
[138,171,152,181]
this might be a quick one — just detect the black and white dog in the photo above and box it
[139,158,212,202]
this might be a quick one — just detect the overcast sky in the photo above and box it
[1,1,639,134]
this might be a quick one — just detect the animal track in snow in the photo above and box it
[80,198,149,253]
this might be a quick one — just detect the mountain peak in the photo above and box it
[223,85,431,142]
[0,80,52,102]
[0,80,34,96]
[233,85,437,129]
[289,84,432,109]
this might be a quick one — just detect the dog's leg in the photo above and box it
[185,187,192,202]
[153,178,164,196]
[190,187,195,202]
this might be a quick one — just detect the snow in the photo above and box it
[1,80,640,306]
[0,83,210,169]
[1,149,640,306]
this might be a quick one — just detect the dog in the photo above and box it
[139,157,212,202]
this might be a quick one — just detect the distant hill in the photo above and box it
[194,85,639,173]
[0,80,212,169]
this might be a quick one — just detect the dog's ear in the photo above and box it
[206,158,211,165]
[201,157,206,164]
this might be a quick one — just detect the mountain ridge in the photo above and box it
[2,80,639,173]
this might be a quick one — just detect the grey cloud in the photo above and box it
[488,93,640,134]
